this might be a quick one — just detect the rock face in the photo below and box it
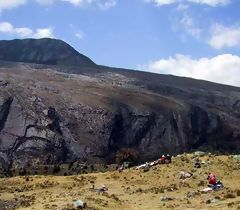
[0,39,240,172]
[0,38,96,67]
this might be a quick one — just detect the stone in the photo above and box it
[160,196,173,202]
[73,200,86,209]
[194,151,206,157]
[233,155,240,160]
[187,191,197,198]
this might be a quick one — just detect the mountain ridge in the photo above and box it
[0,38,96,67]
[0,38,239,90]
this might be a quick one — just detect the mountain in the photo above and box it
[0,38,96,67]
[0,38,240,174]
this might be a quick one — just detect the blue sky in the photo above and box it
[0,0,240,86]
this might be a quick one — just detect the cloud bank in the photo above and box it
[0,22,54,38]
[0,0,26,12]
[61,0,117,9]
[144,0,231,7]
[0,0,116,12]
[142,54,240,87]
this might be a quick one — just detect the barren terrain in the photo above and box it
[1,153,240,210]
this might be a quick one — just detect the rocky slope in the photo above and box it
[0,39,240,173]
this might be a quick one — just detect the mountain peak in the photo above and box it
[0,38,96,67]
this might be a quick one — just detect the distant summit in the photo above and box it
[0,38,96,67]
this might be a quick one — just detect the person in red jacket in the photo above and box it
[159,155,166,164]
[207,172,224,190]
[207,173,217,186]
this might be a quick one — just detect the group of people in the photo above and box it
[158,154,172,164]
[118,153,224,192]
[134,154,172,171]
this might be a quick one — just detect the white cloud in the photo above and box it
[98,0,116,10]
[35,0,55,5]
[0,22,14,32]
[15,27,33,37]
[144,0,176,6]
[180,14,201,39]
[0,0,113,12]
[33,28,54,38]
[62,0,84,6]
[0,21,54,38]
[75,32,84,39]
[0,0,26,12]
[35,0,116,9]
[142,54,240,87]
[188,0,230,6]
[61,0,93,6]
[144,0,231,7]
[209,24,240,49]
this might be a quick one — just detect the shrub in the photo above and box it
[115,148,138,165]
[68,162,74,170]
[90,165,95,171]
[19,168,27,176]
[52,165,61,174]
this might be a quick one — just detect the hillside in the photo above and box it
[0,153,240,210]
[0,39,240,174]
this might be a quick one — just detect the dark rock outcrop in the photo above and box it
[0,38,96,67]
